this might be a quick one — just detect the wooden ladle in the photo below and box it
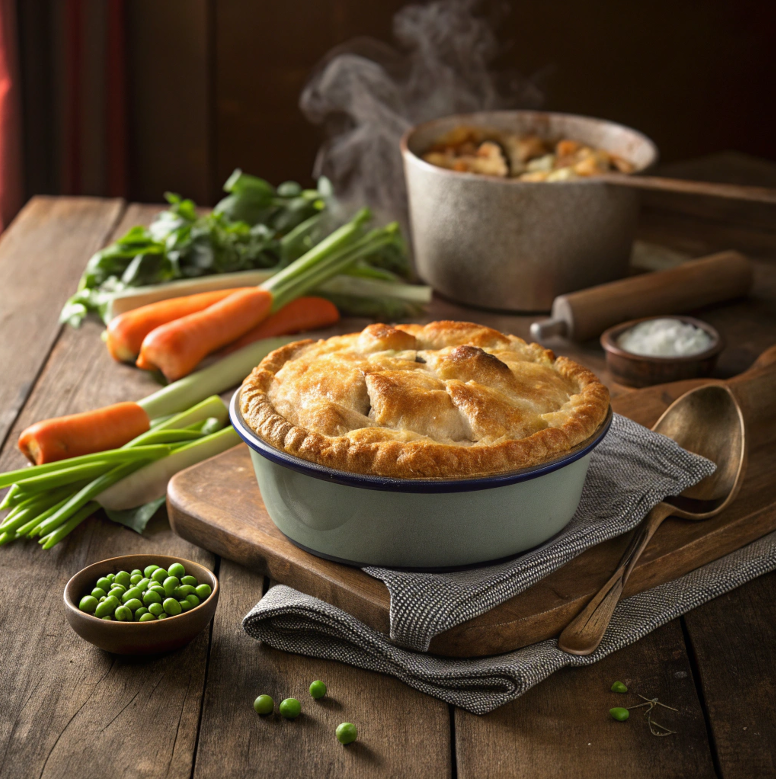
[557,384,747,656]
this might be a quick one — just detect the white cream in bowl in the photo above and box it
[617,318,714,358]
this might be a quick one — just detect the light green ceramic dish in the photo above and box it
[230,389,612,571]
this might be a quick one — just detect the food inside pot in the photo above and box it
[421,126,635,181]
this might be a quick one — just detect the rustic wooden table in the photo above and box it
[1,153,775,779]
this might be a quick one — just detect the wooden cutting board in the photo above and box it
[168,347,776,657]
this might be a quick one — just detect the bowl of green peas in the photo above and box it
[64,554,219,655]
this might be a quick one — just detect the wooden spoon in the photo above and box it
[557,384,747,656]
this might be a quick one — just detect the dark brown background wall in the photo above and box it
[19,0,776,207]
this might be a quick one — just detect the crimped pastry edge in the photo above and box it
[239,323,610,480]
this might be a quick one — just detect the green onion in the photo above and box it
[40,501,100,549]
[0,445,173,489]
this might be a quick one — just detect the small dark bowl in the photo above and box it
[64,554,219,655]
[601,315,723,388]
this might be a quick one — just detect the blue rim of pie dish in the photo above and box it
[229,388,613,494]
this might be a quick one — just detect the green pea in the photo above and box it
[95,595,119,618]
[136,578,150,592]
[174,585,196,598]
[144,564,159,578]
[195,584,212,599]
[168,562,186,579]
[99,597,106,602]
[114,571,131,588]
[96,576,112,591]
[114,605,133,621]
[148,602,164,616]
[309,680,327,699]
[135,607,149,619]
[151,568,168,584]
[335,723,357,745]
[91,587,107,599]
[139,613,156,622]
[143,590,162,606]
[609,707,629,722]
[148,584,165,595]
[106,573,115,583]
[157,613,168,620]
[124,598,143,612]
[102,616,113,621]
[253,695,274,715]
[108,583,126,595]
[181,576,198,587]
[163,576,180,596]
[79,595,99,613]
[279,698,301,719]
[163,598,182,616]
[121,587,143,603]
[185,594,200,609]
[611,681,628,694]
[130,568,142,576]
[178,599,191,612]
[130,574,143,586]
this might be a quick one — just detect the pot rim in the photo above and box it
[230,388,612,494]
[400,109,660,183]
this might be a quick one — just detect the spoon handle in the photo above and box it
[557,502,676,656]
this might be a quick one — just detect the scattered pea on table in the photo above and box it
[336,723,358,745]
[78,562,212,621]
[611,681,628,693]
[610,707,630,722]
[254,695,274,715]
[309,680,327,699]
[279,698,302,719]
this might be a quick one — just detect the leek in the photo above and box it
[98,427,241,511]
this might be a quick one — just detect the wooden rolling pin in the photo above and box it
[530,250,753,343]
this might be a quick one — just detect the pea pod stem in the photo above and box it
[40,501,100,549]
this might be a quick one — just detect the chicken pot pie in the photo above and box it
[240,321,610,480]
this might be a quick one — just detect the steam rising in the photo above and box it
[300,0,541,225]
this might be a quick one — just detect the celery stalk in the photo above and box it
[136,338,295,420]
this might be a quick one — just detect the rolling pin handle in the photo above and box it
[530,318,568,343]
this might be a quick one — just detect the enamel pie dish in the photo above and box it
[230,321,611,570]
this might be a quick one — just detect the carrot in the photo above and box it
[136,288,274,381]
[18,402,150,465]
[105,288,251,363]
[222,297,339,354]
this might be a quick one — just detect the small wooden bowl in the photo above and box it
[601,315,723,388]
[64,554,219,655]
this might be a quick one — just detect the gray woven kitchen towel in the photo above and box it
[363,414,715,651]
[243,531,776,715]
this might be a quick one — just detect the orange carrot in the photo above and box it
[106,288,251,363]
[136,288,274,381]
[223,297,339,354]
[18,402,150,465]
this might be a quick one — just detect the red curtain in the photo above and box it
[0,0,22,230]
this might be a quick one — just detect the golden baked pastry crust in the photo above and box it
[240,321,610,479]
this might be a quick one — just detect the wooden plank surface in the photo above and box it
[192,563,452,778]
[0,196,123,446]
[455,620,717,779]
[0,204,216,779]
[682,570,776,778]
